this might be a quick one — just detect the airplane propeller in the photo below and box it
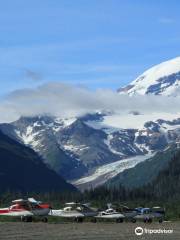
[107,203,112,209]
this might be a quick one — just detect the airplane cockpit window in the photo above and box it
[31,203,40,210]
[64,207,72,211]
[76,206,82,211]
[143,209,150,214]
[21,203,31,211]
[10,204,20,210]
[106,209,114,213]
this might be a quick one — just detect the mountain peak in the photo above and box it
[118,56,180,96]
[15,115,55,124]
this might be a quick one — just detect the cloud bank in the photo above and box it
[0,82,180,123]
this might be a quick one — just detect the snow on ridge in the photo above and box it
[104,135,125,156]
[55,117,76,126]
[15,126,41,148]
[63,144,89,154]
[119,56,180,96]
[160,123,180,131]
[86,112,180,130]
[133,56,180,85]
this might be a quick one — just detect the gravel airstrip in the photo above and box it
[0,222,180,240]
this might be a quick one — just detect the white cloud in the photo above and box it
[0,82,180,123]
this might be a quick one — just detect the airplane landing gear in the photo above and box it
[116,218,124,223]
[144,218,152,223]
[74,217,83,223]
[21,216,33,222]
[131,218,136,223]
[91,218,97,223]
[41,217,48,223]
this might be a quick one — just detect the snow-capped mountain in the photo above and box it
[1,113,180,189]
[1,57,180,190]
[0,116,86,180]
[0,116,121,180]
[72,116,180,189]
[118,56,180,96]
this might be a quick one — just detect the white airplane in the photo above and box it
[49,202,97,222]
[95,204,125,223]
[0,198,51,222]
[133,207,165,223]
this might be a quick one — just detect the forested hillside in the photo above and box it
[0,130,76,193]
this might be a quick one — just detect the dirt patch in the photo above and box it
[0,222,179,240]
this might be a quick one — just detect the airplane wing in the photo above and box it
[12,199,28,204]
[28,198,42,204]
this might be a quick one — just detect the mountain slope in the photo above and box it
[0,116,86,180]
[83,149,180,204]
[57,119,119,168]
[1,115,180,188]
[2,55,180,187]
[0,116,121,180]
[118,56,180,96]
[107,145,178,189]
[147,149,180,199]
[0,130,76,192]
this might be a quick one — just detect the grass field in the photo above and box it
[0,222,179,240]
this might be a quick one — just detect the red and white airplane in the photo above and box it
[0,198,51,222]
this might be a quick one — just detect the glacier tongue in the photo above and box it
[72,153,155,189]
[1,111,180,189]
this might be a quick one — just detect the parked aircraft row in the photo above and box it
[0,198,50,222]
[0,198,165,223]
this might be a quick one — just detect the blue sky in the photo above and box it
[0,0,180,96]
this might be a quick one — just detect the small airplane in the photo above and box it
[133,207,165,223]
[0,198,51,222]
[95,204,125,223]
[49,202,97,222]
[118,205,139,222]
